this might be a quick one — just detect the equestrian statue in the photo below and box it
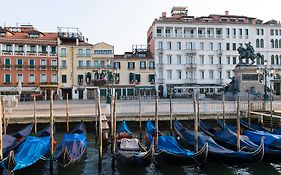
[237,42,263,66]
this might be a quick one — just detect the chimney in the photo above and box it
[162,12,167,18]
[225,11,229,16]
[76,38,79,46]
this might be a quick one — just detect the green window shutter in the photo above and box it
[5,74,10,82]
[149,74,155,82]
[129,73,134,82]
[136,74,141,82]
[30,59,35,65]
[100,89,106,96]
[127,89,134,95]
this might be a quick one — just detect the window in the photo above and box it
[219,57,222,64]
[78,49,83,57]
[29,74,35,83]
[114,62,121,69]
[4,58,10,65]
[167,42,172,50]
[271,55,275,65]
[135,74,141,83]
[40,74,46,83]
[200,55,204,64]
[177,70,182,79]
[78,75,83,84]
[245,29,249,36]
[94,61,100,68]
[86,49,91,57]
[86,60,91,68]
[271,39,275,48]
[148,74,155,82]
[256,39,260,48]
[256,29,260,35]
[177,42,181,50]
[233,28,236,36]
[233,57,237,64]
[61,60,67,68]
[177,55,181,64]
[226,43,230,50]
[29,59,35,69]
[4,74,11,83]
[140,61,146,69]
[239,28,243,36]
[227,56,231,64]
[52,74,57,83]
[128,62,135,69]
[167,55,172,64]
[159,55,163,64]
[78,60,83,68]
[209,70,214,79]
[186,42,195,49]
[149,61,155,69]
[209,42,214,50]
[200,71,205,79]
[276,39,279,48]
[94,50,113,54]
[30,45,36,53]
[276,30,279,35]
[41,46,47,53]
[232,43,236,51]
[61,48,66,56]
[276,55,279,65]
[219,71,222,79]
[158,41,163,49]
[217,43,222,50]
[226,28,230,36]
[18,45,24,52]
[62,75,67,83]
[209,56,214,64]
[17,74,23,83]
[199,42,204,50]
[40,60,46,70]
[51,46,56,53]
[167,70,172,79]
[5,45,12,52]
[227,71,231,78]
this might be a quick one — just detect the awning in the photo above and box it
[0,86,40,92]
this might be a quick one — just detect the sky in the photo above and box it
[1,0,281,54]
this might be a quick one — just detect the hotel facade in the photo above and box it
[147,7,281,97]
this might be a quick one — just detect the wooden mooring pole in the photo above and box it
[247,91,251,126]
[95,90,98,142]
[110,96,114,154]
[236,96,241,151]
[1,97,6,135]
[66,93,69,133]
[169,89,173,136]
[138,92,142,139]
[222,93,225,128]
[49,90,54,172]
[155,93,159,150]
[111,93,117,169]
[270,89,273,131]
[0,98,3,160]
[33,95,37,134]
[97,88,103,166]
[194,92,198,152]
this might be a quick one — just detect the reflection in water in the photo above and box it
[8,132,281,175]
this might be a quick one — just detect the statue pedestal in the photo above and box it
[233,65,264,94]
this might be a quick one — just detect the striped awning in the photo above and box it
[0,86,40,92]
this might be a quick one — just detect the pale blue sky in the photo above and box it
[1,0,280,54]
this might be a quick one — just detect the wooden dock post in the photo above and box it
[33,95,37,134]
[169,89,173,136]
[1,97,6,135]
[0,98,3,160]
[155,93,159,150]
[138,92,142,139]
[110,95,114,154]
[247,91,251,126]
[66,93,69,133]
[222,93,225,128]
[194,92,198,152]
[95,90,98,142]
[270,89,273,131]
[113,93,117,154]
[97,88,103,166]
[49,90,54,172]
[236,96,241,151]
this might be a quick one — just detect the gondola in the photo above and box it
[217,119,281,162]
[174,119,264,164]
[54,122,87,168]
[3,123,33,157]
[240,118,281,135]
[146,120,208,166]
[1,125,53,173]
[116,120,154,167]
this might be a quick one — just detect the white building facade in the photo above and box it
[147,7,281,97]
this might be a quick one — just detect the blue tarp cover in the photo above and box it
[118,120,132,134]
[12,136,50,171]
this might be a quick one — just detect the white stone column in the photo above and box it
[47,45,51,56]
[72,87,79,99]
[44,90,47,100]
[12,44,15,55]
[83,88,87,99]
[36,45,39,56]
[24,44,27,56]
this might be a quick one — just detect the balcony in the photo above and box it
[50,52,57,57]
[207,34,215,39]
[217,64,223,69]
[2,50,12,55]
[165,33,173,38]
[27,51,37,56]
[51,65,58,70]
[157,78,164,84]
[40,65,47,71]
[216,34,223,39]
[216,49,223,56]
[16,65,23,70]
[28,65,35,71]
[185,49,197,55]
[3,65,11,70]
[185,63,197,69]
[15,51,25,55]
[175,34,183,38]
[198,34,206,38]
[156,33,164,38]
[183,34,195,38]
[38,51,48,56]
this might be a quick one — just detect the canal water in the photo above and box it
[7,122,281,175]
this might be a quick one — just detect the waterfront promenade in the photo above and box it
[5,98,280,124]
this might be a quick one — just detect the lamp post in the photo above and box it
[256,60,275,109]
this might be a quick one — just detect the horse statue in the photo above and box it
[237,42,262,66]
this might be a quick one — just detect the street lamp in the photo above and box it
[256,60,275,104]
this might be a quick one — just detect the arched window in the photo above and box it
[256,56,261,65]
[261,55,265,65]
[279,39,281,48]
[271,39,274,48]
[276,55,279,65]
[275,39,279,48]
[256,39,260,48]
[271,55,275,65]
[260,39,264,48]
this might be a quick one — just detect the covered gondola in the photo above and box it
[174,119,264,164]
[3,123,33,157]
[116,120,154,167]
[1,125,53,173]
[146,120,208,166]
[217,119,281,162]
[54,122,88,168]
